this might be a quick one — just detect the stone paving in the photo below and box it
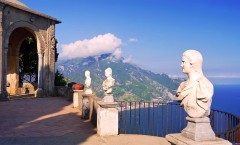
[0,96,170,145]
[0,96,97,145]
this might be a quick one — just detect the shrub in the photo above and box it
[55,70,68,86]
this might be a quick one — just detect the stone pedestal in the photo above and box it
[166,116,232,145]
[103,94,114,102]
[73,90,83,108]
[84,88,92,94]
[166,134,232,145]
[97,101,118,136]
[181,117,215,141]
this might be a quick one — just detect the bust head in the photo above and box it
[182,50,203,75]
[105,68,112,78]
[85,70,90,78]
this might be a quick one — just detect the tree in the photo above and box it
[19,37,38,84]
[52,37,68,86]
[54,70,67,86]
[19,36,67,87]
[52,37,59,62]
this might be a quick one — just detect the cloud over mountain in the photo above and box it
[59,33,122,59]
[56,53,180,101]
[128,38,138,42]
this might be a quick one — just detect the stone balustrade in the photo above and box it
[73,92,118,136]
[73,93,101,124]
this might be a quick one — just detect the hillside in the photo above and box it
[56,53,182,102]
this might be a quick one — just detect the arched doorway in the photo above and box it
[0,1,61,100]
[7,27,38,95]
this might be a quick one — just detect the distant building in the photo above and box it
[0,0,61,100]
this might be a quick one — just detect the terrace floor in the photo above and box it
[0,96,170,145]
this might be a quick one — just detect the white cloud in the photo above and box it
[123,56,136,64]
[112,48,122,59]
[169,73,240,79]
[128,38,138,42]
[59,33,122,59]
[207,74,240,78]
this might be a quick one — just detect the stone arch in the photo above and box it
[4,21,45,95]
[0,1,61,100]
[4,21,45,53]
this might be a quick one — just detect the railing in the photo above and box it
[118,101,240,143]
[211,109,240,143]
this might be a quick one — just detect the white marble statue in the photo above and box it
[176,50,214,118]
[84,70,92,94]
[102,68,115,102]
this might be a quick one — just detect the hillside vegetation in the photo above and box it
[56,54,182,102]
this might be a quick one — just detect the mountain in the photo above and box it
[56,53,182,102]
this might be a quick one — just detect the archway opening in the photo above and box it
[19,37,38,92]
[7,27,38,96]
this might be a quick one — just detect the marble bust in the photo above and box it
[176,50,214,118]
[102,68,115,102]
[84,70,92,94]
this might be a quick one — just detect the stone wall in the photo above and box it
[0,3,59,99]
[78,94,118,136]
[54,86,73,98]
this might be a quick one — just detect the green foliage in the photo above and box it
[19,37,38,83]
[114,87,125,97]
[55,53,180,101]
[116,94,140,102]
[148,73,179,94]
[53,38,59,62]
[55,70,68,86]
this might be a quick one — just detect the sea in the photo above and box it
[118,84,240,137]
[212,84,240,116]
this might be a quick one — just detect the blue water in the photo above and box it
[212,84,240,116]
[119,84,240,137]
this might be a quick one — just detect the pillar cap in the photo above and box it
[97,101,118,108]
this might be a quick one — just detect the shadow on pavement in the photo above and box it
[0,97,96,145]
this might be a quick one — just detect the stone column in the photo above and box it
[0,3,9,101]
[35,52,44,97]
[0,48,9,101]
[3,48,8,92]
[48,23,56,96]
[97,101,118,136]
[73,90,83,109]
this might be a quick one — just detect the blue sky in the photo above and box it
[20,0,240,84]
